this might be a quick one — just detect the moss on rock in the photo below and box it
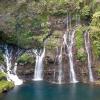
[75,25,86,62]
[0,80,14,93]
[0,72,6,81]
[17,53,35,64]
[0,51,5,65]
[0,72,14,93]
[46,30,62,50]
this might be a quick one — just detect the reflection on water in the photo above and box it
[0,81,100,100]
[69,84,76,100]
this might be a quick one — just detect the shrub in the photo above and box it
[17,53,35,64]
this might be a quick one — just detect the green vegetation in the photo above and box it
[0,0,99,61]
[0,51,5,65]
[80,5,91,20]
[0,0,99,49]
[75,26,84,49]
[90,11,100,58]
[76,48,87,62]
[0,2,99,47]
[0,72,6,80]
[46,31,62,50]
[0,80,14,93]
[0,72,14,93]
[0,0,100,83]
[17,53,35,64]
[75,26,86,62]
[97,69,100,76]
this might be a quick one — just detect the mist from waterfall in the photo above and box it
[3,45,23,85]
[33,47,45,81]
[84,31,94,82]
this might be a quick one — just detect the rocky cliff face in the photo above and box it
[0,0,100,84]
[0,16,100,84]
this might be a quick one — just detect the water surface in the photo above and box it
[0,81,100,100]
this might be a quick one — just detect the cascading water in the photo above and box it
[84,31,94,82]
[33,47,45,81]
[3,45,23,85]
[63,30,78,83]
[0,65,5,72]
[12,62,23,85]
[76,14,80,26]
[57,47,63,84]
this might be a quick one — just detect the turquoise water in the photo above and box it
[0,81,100,100]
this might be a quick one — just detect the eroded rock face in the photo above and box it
[0,14,100,83]
[0,42,100,83]
[93,59,100,80]
[49,17,66,31]
[17,62,34,81]
[44,55,55,82]
[0,0,100,85]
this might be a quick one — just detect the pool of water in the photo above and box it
[0,81,100,100]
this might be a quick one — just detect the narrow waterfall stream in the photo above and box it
[3,45,23,85]
[33,47,45,81]
[63,30,78,83]
[57,47,63,84]
[84,31,94,82]
[0,65,5,72]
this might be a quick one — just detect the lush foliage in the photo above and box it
[0,51,5,65]
[75,26,87,62]
[97,69,100,76]
[80,5,91,20]
[0,72,14,93]
[46,31,62,50]
[0,80,14,93]
[0,0,98,49]
[90,11,100,58]
[0,72,6,80]
[0,0,100,83]
[17,53,35,64]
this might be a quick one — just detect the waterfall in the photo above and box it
[63,30,78,83]
[3,45,23,85]
[33,47,45,81]
[84,31,94,82]
[57,47,63,84]
[0,65,5,72]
